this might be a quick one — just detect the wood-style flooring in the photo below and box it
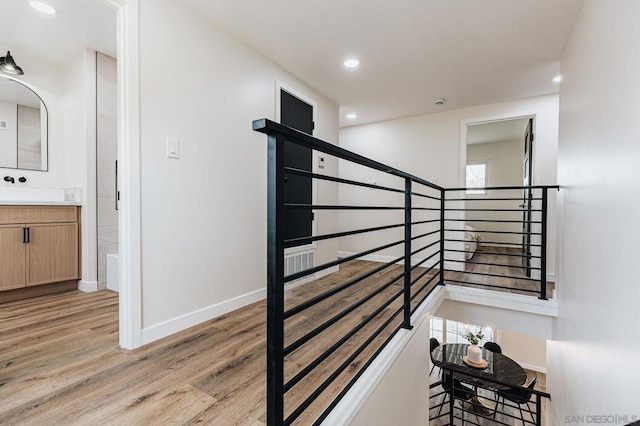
[445,246,556,297]
[0,260,439,425]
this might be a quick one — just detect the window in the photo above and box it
[430,317,493,346]
[466,162,487,194]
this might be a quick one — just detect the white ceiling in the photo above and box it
[467,118,530,145]
[0,0,583,129]
[180,0,583,127]
[0,0,116,66]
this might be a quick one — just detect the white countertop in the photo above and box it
[0,200,81,206]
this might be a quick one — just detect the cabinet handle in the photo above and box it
[23,227,30,244]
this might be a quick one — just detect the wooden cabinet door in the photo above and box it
[27,223,79,286]
[0,225,27,290]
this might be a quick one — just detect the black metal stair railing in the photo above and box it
[430,365,551,426]
[253,118,558,425]
[254,118,444,425]
[443,186,559,300]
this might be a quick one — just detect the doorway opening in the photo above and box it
[276,82,318,286]
[463,116,536,280]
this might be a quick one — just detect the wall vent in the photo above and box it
[284,247,315,286]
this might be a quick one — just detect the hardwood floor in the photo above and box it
[0,260,439,425]
[445,246,556,297]
[0,255,550,425]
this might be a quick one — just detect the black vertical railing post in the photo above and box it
[439,189,445,286]
[536,394,542,425]
[540,188,548,300]
[402,178,413,329]
[448,370,455,424]
[266,133,285,426]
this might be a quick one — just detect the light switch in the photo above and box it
[166,138,179,159]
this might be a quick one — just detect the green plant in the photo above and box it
[461,328,484,346]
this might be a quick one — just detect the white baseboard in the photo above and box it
[338,251,437,268]
[546,272,556,283]
[517,361,546,374]
[141,287,266,345]
[78,280,98,292]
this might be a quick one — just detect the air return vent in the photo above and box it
[284,247,315,286]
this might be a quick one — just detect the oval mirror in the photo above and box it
[0,76,48,171]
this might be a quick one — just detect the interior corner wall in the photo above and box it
[61,49,98,287]
[338,95,559,276]
[550,0,640,422]
[137,0,338,339]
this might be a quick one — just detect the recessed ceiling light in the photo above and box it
[553,75,562,83]
[343,58,360,68]
[346,113,357,119]
[29,0,58,15]
[434,98,446,106]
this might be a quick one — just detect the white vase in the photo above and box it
[467,344,483,364]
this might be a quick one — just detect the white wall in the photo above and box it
[60,49,98,289]
[339,95,559,278]
[467,139,523,244]
[436,299,553,340]
[550,0,640,422]
[137,0,339,340]
[498,329,546,373]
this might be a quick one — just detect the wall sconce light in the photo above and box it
[0,51,24,75]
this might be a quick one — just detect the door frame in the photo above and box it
[458,113,537,274]
[99,0,142,349]
[274,80,319,255]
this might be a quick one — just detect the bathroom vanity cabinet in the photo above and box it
[0,206,80,301]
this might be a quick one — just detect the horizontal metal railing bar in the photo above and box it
[412,219,441,225]
[444,185,560,192]
[411,239,440,257]
[445,218,543,224]
[284,222,405,248]
[440,365,551,398]
[445,197,543,202]
[444,258,542,270]
[254,119,443,191]
[411,229,440,241]
[445,248,541,259]
[293,307,405,426]
[444,208,542,212]
[284,203,405,210]
[484,401,537,426]
[283,269,405,355]
[284,239,404,283]
[410,191,441,201]
[445,228,542,236]
[410,266,440,291]
[283,287,404,393]
[444,238,542,248]
[410,282,439,316]
[284,253,405,319]
[444,278,539,294]
[284,166,405,194]
[410,250,441,272]
[411,207,441,211]
[445,269,540,282]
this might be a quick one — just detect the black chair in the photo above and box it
[483,341,502,354]
[437,371,474,416]
[495,378,537,425]
[429,337,440,376]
